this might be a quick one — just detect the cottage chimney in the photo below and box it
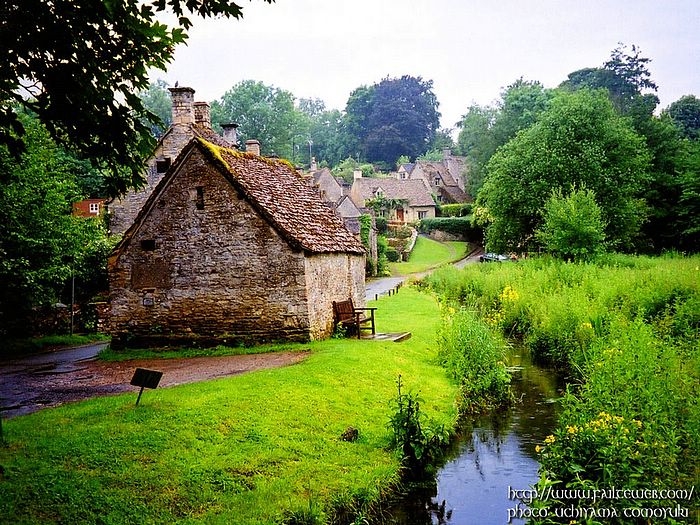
[442,148,452,160]
[353,169,363,180]
[168,86,195,125]
[193,101,211,128]
[221,123,239,146]
[246,139,261,156]
[310,156,318,171]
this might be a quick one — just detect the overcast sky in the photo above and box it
[157,0,700,130]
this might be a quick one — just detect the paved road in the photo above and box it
[0,342,109,417]
[365,249,482,301]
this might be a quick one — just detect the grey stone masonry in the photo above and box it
[108,140,366,348]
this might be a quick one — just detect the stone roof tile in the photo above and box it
[202,140,364,255]
[353,178,435,207]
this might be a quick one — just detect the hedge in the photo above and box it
[418,216,482,240]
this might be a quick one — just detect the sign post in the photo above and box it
[130,368,163,406]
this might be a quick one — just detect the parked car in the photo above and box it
[479,252,510,262]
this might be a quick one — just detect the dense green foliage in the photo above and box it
[138,80,173,137]
[666,94,700,140]
[456,79,551,197]
[478,89,649,253]
[343,75,440,167]
[426,255,699,517]
[436,307,511,414]
[211,80,300,159]
[418,216,481,240]
[437,203,472,217]
[1,0,271,196]
[534,187,607,261]
[0,112,115,335]
[0,289,459,524]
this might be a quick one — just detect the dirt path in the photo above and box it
[0,350,309,418]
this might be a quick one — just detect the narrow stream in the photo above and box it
[386,347,563,524]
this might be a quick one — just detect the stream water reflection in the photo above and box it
[387,348,563,525]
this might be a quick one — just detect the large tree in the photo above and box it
[477,89,650,253]
[343,75,440,167]
[210,80,301,159]
[457,79,551,197]
[1,0,271,197]
[0,111,113,335]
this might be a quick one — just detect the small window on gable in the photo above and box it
[195,186,205,210]
[156,158,171,174]
[434,176,441,186]
[89,203,100,214]
[140,239,156,251]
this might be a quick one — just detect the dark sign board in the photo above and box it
[130,368,163,389]
[130,368,163,406]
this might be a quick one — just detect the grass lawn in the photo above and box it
[389,237,468,276]
[0,288,458,524]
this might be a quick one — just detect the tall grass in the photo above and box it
[426,254,700,516]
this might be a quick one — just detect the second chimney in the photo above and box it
[221,123,239,146]
[169,87,195,125]
[193,101,211,128]
[353,169,363,180]
[246,139,261,156]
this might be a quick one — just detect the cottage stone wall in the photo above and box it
[109,148,313,347]
[108,124,196,234]
[303,253,366,339]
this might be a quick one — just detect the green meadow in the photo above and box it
[0,289,458,525]
[389,237,468,276]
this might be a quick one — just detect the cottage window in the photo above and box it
[156,158,171,174]
[140,239,156,251]
[418,211,427,219]
[89,202,100,214]
[434,176,441,186]
[196,186,205,210]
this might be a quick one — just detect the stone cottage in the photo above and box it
[407,150,471,204]
[108,138,366,348]
[350,175,436,223]
[108,86,238,234]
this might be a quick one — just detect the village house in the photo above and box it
[108,86,238,234]
[108,137,366,348]
[406,150,471,204]
[72,198,107,218]
[305,162,363,235]
[349,172,436,223]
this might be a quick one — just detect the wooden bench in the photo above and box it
[332,298,377,339]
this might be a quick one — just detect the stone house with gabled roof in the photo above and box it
[350,176,436,223]
[108,86,239,234]
[409,150,471,204]
[108,137,366,348]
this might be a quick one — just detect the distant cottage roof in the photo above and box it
[115,138,365,257]
[352,177,435,207]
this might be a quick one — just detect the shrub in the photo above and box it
[535,186,607,261]
[437,307,511,414]
[438,203,473,217]
[387,375,450,477]
[418,216,481,240]
[385,246,400,262]
[374,216,388,234]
